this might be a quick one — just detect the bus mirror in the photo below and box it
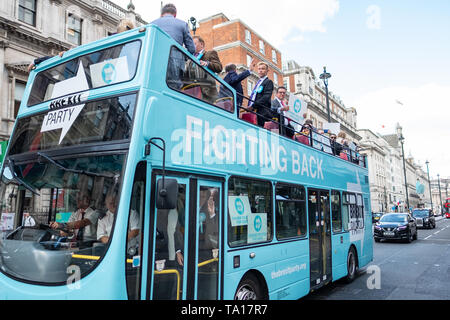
[156,178,178,210]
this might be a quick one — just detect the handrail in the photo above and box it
[236,92,367,168]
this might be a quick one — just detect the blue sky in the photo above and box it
[112,0,450,178]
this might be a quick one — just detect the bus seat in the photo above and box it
[339,152,349,161]
[294,133,310,146]
[241,112,257,125]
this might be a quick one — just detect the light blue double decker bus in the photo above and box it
[0,23,372,300]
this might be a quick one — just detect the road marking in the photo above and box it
[434,231,440,235]
[425,235,432,240]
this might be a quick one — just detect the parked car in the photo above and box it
[372,212,384,223]
[412,208,436,229]
[446,211,450,219]
[374,213,417,243]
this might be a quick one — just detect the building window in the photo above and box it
[245,29,252,45]
[247,79,254,96]
[259,40,265,55]
[18,0,37,26]
[67,13,82,45]
[247,54,253,68]
[14,81,26,118]
[272,49,277,63]
[273,73,278,85]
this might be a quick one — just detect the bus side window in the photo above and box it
[166,46,235,113]
[275,183,307,239]
[331,191,342,233]
[126,162,146,300]
[227,177,273,247]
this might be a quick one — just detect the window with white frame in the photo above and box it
[247,79,254,96]
[245,29,252,45]
[247,54,252,67]
[272,49,277,63]
[259,40,265,55]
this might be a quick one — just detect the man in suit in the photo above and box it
[223,59,256,108]
[192,36,223,74]
[151,4,195,90]
[151,4,195,54]
[248,62,274,127]
[271,86,295,138]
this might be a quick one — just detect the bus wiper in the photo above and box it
[37,152,119,181]
[6,158,40,196]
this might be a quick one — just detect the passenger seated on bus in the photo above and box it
[97,191,140,251]
[330,133,342,156]
[50,192,99,244]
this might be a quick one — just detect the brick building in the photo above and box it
[195,13,283,104]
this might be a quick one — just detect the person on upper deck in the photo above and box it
[247,62,274,127]
[192,36,223,74]
[151,4,195,54]
[223,59,256,108]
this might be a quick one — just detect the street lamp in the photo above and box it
[189,17,197,35]
[425,160,433,211]
[396,124,410,211]
[319,66,332,123]
[437,174,443,215]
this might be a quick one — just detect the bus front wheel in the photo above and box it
[234,273,264,300]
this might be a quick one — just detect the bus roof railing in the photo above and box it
[236,92,367,168]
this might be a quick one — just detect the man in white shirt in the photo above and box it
[50,192,98,243]
[97,193,140,251]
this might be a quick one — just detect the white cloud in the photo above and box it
[111,0,339,47]
[354,83,450,177]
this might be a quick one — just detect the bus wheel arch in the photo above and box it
[234,270,268,300]
[345,244,359,283]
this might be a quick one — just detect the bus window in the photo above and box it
[126,162,146,300]
[166,46,234,113]
[27,40,141,107]
[0,154,127,284]
[227,177,272,247]
[356,194,364,229]
[9,93,136,155]
[331,191,342,233]
[275,183,307,239]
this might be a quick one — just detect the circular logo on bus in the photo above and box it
[294,100,301,113]
[235,198,245,215]
[254,215,262,232]
[102,63,116,84]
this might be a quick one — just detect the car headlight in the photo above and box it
[397,226,407,231]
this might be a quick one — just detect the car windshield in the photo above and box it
[380,214,408,223]
[412,210,429,218]
[0,153,127,284]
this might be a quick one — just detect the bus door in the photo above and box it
[308,189,332,289]
[149,176,189,300]
[148,176,222,300]
[192,180,222,300]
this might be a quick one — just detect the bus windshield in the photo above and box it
[0,92,137,284]
[0,153,127,284]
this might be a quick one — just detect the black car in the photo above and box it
[412,208,436,229]
[374,213,418,243]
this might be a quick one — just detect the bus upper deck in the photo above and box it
[0,23,371,300]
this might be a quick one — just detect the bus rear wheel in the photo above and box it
[234,274,264,300]
[345,247,358,283]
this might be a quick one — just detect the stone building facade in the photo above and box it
[0,0,145,140]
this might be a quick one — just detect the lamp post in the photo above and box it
[189,17,197,35]
[425,160,433,211]
[319,66,332,123]
[437,174,443,215]
[396,124,410,211]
